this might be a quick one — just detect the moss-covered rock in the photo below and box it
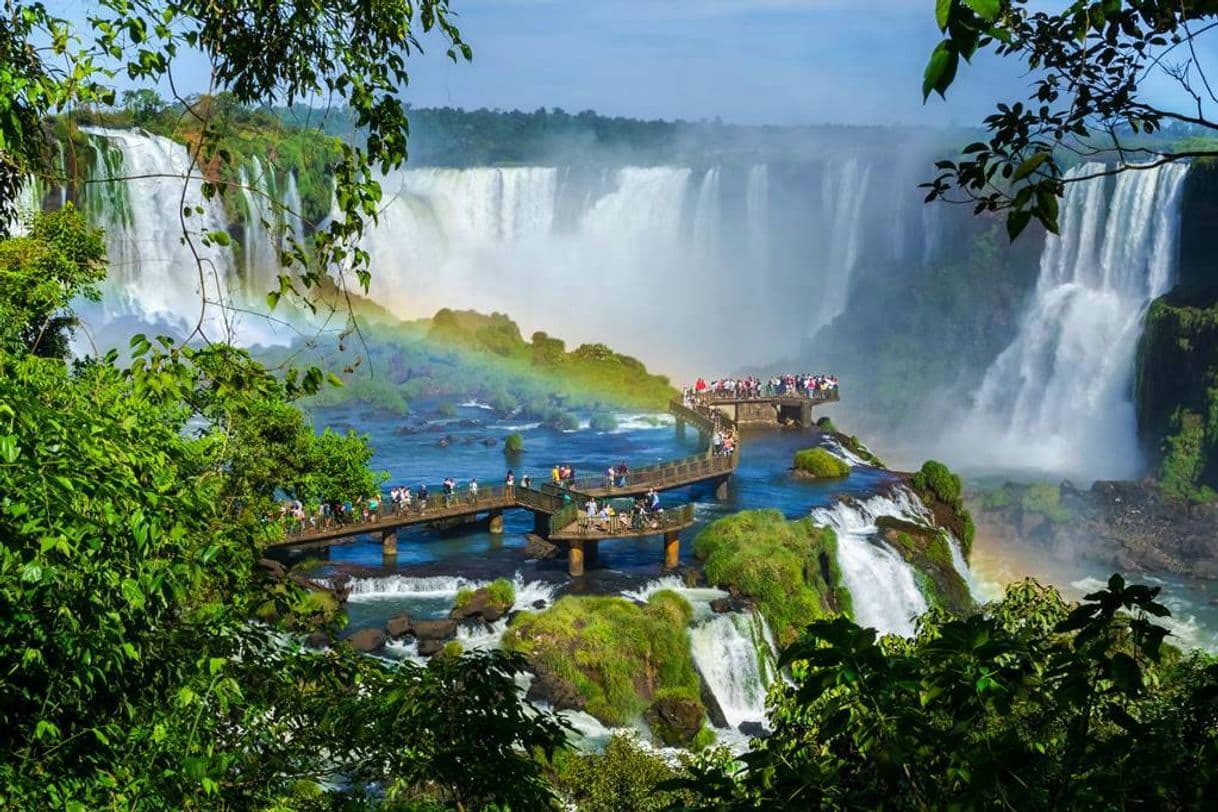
[909,460,976,557]
[875,516,972,615]
[693,509,849,646]
[503,592,705,734]
[503,432,525,454]
[793,447,850,479]
[589,413,618,432]
[451,578,516,623]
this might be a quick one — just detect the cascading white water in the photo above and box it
[961,162,1189,480]
[75,127,290,346]
[810,490,932,636]
[812,158,872,334]
[689,610,777,729]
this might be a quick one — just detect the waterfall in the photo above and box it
[75,127,288,345]
[746,164,769,272]
[962,162,1189,480]
[692,167,721,261]
[689,610,777,729]
[810,491,932,636]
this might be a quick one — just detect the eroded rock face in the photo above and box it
[525,663,586,712]
[417,639,445,657]
[645,696,705,747]
[346,628,386,653]
[972,481,1218,580]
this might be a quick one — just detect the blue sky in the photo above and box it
[56,0,1212,128]
[398,0,1024,125]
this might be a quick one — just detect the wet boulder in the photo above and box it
[645,695,706,747]
[525,663,586,712]
[385,614,412,638]
[417,639,446,657]
[524,534,560,560]
[346,628,386,653]
[411,618,459,641]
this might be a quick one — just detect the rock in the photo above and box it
[385,613,412,638]
[437,437,450,448]
[737,721,769,739]
[531,599,548,610]
[482,438,498,447]
[645,696,705,747]
[417,639,445,657]
[304,631,330,649]
[450,588,509,624]
[256,557,287,580]
[346,628,386,653]
[525,662,587,712]
[696,665,729,729]
[709,597,732,614]
[411,618,458,641]
[525,534,560,560]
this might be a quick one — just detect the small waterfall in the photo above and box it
[689,610,776,729]
[810,491,931,636]
[963,162,1189,480]
[810,158,872,336]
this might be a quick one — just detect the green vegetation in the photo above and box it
[815,415,838,433]
[589,413,618,432]
[911,459,976,556]
[875,517,972,614]
[793,447,850,478]
[270,310,677,420]
[1136,288,1218,503]
[504,592,705,738]
[487,578,516,609]
[548,733,698,812]
[0,204,105,358]
[504,432,525,454]
[1020,482,1074,524]
[693,510,849,646]
[679,576,1218,810]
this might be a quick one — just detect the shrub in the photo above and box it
[816,415,838,433]
[437,401,458,418]
[504,593,703,726]
[557,412,580,431]
[453,588,475,610]
[911,460,963,510]
[504,432,525,454]
[793,447,850,478]
[486,577,516,609]
[693,510,848,645]
[549,733,693,812]
[589,413,618,432]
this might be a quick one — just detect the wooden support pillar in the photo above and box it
[568,539,585,577]
[488,510,504,534]
[663,531,680,570]
[715,477,729,501]
[800,401,812,428]
[381,528,398,557]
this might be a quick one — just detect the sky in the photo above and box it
[56,0,1037,128]
[397,0,1026,126]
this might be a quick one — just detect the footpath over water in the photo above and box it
[272,390,837,574]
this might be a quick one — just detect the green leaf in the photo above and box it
[936,0,954,30]
[922,41,958,101]
[963,0,1000,22]
[1012,151,1049,181]
[1006,209,1032,241]
[266,290,280,310]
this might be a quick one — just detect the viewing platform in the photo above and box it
[270,384,838,574]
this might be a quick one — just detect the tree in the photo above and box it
[922,1,1218,239]
[0,205,105,357]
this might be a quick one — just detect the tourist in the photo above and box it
[416,483,428,512]
[617,462,628,487]
[522,473,532,490]
[586,497,598,518]
[468,477,479,503]
[505,470,515,498]
[367,494,380,519]
[442,476,455,507]
[551,464,561,485]
[402,487,412,513]
[605,465,615,489]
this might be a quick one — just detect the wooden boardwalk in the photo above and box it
[271,389,835,573]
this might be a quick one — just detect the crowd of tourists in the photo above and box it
[581,488,666,532]
[686,374,839,400]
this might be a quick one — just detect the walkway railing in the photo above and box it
[562,502,695,537]
[694,388,840,403]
